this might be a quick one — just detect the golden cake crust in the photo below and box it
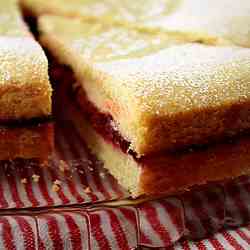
[0,36,52,120]
[140,137,250,196]
[0,0,52,121]
[39,16,250,155]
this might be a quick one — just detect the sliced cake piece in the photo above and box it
[21,0,250,47]
[39,16,250,156]
[57,78,250,197]
[0,0,53,160]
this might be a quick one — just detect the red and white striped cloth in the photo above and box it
[0,124,128,209]
[0,120,249,248]
[0,201,249,249]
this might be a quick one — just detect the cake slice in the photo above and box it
[39,16,250,157]
[57,77,250,197]
[40,15,250,197]
[21,0,250,47]
[0,0,53,160]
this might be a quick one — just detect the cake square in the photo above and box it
[0,0,53,160]
[38,15,250,196]
[39,16,250,156]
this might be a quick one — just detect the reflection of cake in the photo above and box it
[0,1,53,160]
[21,0,250,47]
[38,16,250,197]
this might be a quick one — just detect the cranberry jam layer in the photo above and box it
[74,84,134,155]
[55,66,250,197]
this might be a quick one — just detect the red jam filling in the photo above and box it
[51,64,250,165]
[50,64,137,158]
[74,85,136,157]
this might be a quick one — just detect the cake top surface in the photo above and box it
[39,15,201,63]
[96,44,250,116]
[0,36,49,88]
[0,0,51,119]
[0,0,49,89]
[23,0,250,47]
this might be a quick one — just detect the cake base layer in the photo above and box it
[57,78,250,197]
[0,122,54,161]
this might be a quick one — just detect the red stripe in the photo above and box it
[225,182,250,222]
[106,209,130,250]
[0,217,16,250]
[56,127,99,201]
[65,124,110,200]
[160,200,184,236]
[45,215,64,250]
[56,126,99,202]
[55,146,85,204]
[203,188,225,224]
[221,231,245,250]
[63,214,82,250]
[183,193,213,235]
[5,171,24,208]
[38,235,46,250]
[195,241,207,250]
[180,240,191,250]
[207,237,225,249]
[89,213,111,250]
[63,174,85,203]
[0,176,8,208]
[118,207,136,225]
[104,171,125,199]
[14,216,36,250]
[48,166,70,204]
[70,116,126,199]
[34,167,54,206]
[141,203,172,246]
[139,232,152,246]
[19,167,39,207]
[75,166,99,202]
[119,207,151,246]
[235,229,250,245]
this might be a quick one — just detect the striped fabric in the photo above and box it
[0,124,128,209]
[0,121,249,248]
[0,206,248,249]
[171,225,250,250]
